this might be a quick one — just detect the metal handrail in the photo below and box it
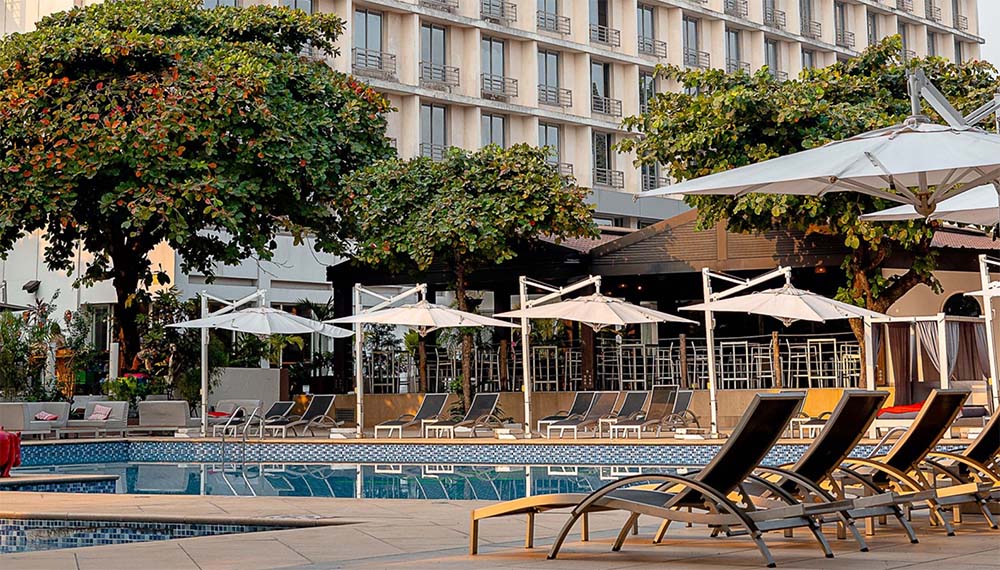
[801,18,822,39]
[867,426,909,458]
[896,0,913,12]
[537,10,570,34]
[835,28,855,48]
[593,168,624,188]
[726,58,750,74]
[683,48,710,69]
[420,61,460,89]
[953,13,968,31]
[419,0,459,12]
[352,48,397,78]
[420,143,448,161]
[589,23,621,47]
[638,36,668,58]
[763,7,786,29]
[591,94,622,117]
[724,0,748,18]
[538,84,572,107]
[924,0,941,21]
[481,73,518,99]
[481,0,516,24]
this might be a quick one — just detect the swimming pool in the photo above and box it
[14,462,695,499]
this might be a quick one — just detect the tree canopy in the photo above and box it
[0,0,392,363]
[620,39,999,318]
[342,144,598,406]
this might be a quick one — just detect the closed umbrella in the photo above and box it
[169,306,353,338]
[495,293,697,330]
[859,184,1000,226]
[327,300,519,335]
[682,284,883,326]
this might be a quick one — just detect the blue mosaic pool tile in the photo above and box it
[0,479,116,494]
[20,441,128,467]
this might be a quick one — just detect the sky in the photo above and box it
[981,2,999,66]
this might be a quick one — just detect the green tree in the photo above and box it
[620,38,999,334]
[342,144,598,408]
[0,0,392,366]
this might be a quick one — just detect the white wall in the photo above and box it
[209,367,282,414]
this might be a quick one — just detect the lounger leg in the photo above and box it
[612,514,640,551]
[932,504,956,535]
[470,516,479,555]
[978,499,999,529]
[652,519,670,544]
[751,532,777,569]
[526,512,535,548]
[840,514,870,552]
[547,512,584,559]
[807,521,835,559]
[581,512,589,541]
[893,507,920,544]
[633,518,639,535]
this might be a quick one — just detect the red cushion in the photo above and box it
[34,411,59,421]
[878,402,924,417]
[207,411,230,418]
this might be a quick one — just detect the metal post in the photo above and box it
[354,284,365,438]
[863,319,876,391]
[936,313,950,389]
[702,269,719,438]
[519,277,533,438]
[200,292,209,436]
[979,255,1000,412]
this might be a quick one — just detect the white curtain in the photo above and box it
[916,321,940,374]
[946,322,961,380]
[973,322,991,379]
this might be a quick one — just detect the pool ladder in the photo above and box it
[218,406,259,497]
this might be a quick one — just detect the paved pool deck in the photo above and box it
[1,492,997,569]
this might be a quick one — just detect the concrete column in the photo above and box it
[706,18,726,70]
[397,95,421,159]
[619,0,639,57]
[748,30,766,71]
[618,62,640,118]
[456,26,482,100]
[396,13,421,86]
[329,0,353,74]
[572,52,593,119]
[516,39,538,108]
[567,0,591,46]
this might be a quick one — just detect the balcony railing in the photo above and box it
[547,161,574,177]
[800,18,822,39]
[953,13,968,31]
[641,173,669,192]
[896,0,912,12]
[537,10,571,34]
[903,49,917,61]
[724,0,748,18]
[481,0,516,25]
[352,48,397,80]
[683,47,710,69]
[770,68,788,81]
[763,7,786,29]
[420,143,448,161]
[835,28,855,48]
[592,94,623,117]
[593,168,625,189]
[726,58,750,74]
[924,0,941,21]
[589,23,621,47]
[538,84,573,108]
[420,61,460,91]
[481,73,518,99]
[419,0,458,13]
[638,36,668,58]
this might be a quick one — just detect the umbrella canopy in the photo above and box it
[682,284,883,326]
[859,184,999,225]
[642,119,1000,216]
[327,300,519,335]
[495,293,697,330]
[169,306,353,338]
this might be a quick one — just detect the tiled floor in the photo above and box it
[1,492,997,569]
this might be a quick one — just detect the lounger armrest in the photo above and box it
[753,466,838,503]
[837,459,925,494]
[924,452,1000,483]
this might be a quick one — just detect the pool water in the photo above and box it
[0,518,288,554]
[13,462,693,500]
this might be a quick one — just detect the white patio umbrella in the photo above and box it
[682,284,884,326]
[495,293,698,330]
[327,300,519,336]
[859,184,1000,226]
[169,306,353,338]
[642,119,1000,216]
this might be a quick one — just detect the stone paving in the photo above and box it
[1,492,998,569]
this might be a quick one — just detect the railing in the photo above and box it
[683,48,710,69]
[481,73,518,99]
[896,0,912,12]
[420,143,448,161]
[724,0,748,18]
[352,48,397,79]
[726,58,750,74]
[481,0,516,25]
[953,13,968,31]
[638,36,668,58]
[538,84,572,107]
[547,161,574,177]
[763,7,786,29]
[420,61,460,90]
[770,68,788,81]
[924,0,941,21]
[589,23,621,47]
[591,94,623,117]
[419,0,459,13]
[537,10,570,35]
[641,172,669,192]
[801,18,822,39]
[836,28,856,48]
[593,168,624,188]
[903,49,917,61]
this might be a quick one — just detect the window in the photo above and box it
[202,0,238,7]
[954,39,963,62]
[637,4,655,39]
[899,22,909,52]
[538,123,561,163]
[592,131,615,183]
[281,0,313,13]
[590,0,609,27]
[481,114,506,148]
[866,12,878,45]
[420,104,447,158]
[765,39,779,74]
[89,304,112,351]
[538,50,560,89]
[682,17,699,52]
[927,31,937,56]
[422,23,447,65]
[802,49,815,69]
[834,2,847,31]
[799,0,812,22]
[481,36,506,77]
[591,61,610,98]
[725,28,741,71]
[354,9,383,51]
[539,0,558,13]
[639,71,655,111]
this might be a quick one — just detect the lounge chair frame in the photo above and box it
[375,393,449,438]
[608,386,680,439]
[424,393,501,438]
[547,391,619,439]
[597,391,650,437]
[263,395,339,438]
[536,392,596,435]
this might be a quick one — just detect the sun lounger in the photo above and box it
[263,395,338,437]
[424,393,500,438]
[58,401,129,438]
[597,391,650,437]
[209,399,262,437]
[473,392,845,568]
[0,402,71,439]
[608,386,678,439]
[535,392,595,434]
[547,391,618,439]
[130,401,199,435]
[835,389,977,536]
[375,393,449,438]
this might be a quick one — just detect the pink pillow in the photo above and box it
[87,404,113,421]
[34,411,59,421]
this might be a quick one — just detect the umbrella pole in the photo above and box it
[200,293,209,437]
[520,278,533,438]
[979,255,1000,413]
[354,285,365,438]
[701,270,719,438]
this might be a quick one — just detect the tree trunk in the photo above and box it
[455,259,473,411]
[111,263,143,375]
[417,337,428,393]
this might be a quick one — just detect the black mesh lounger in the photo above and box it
[597,391,650,437]
[609,385,678,438]
[375,393,449,438]
[547,391,619,439]
[424,393,500,438]
[536,392,595,435]
[267,395,339,437]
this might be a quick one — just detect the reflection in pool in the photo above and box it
[14,463,697,499]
